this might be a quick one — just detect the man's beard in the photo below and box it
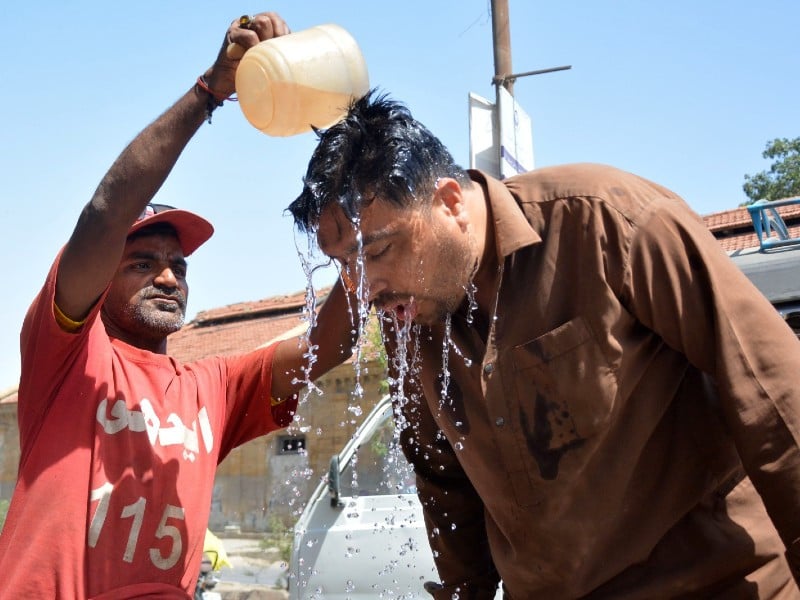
[377,229,474,326]
[428,227,476,320]
[127,287,186,335]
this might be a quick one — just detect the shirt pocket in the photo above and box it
[510,316,618,482]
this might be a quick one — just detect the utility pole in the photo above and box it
[491,0,514,96]
[490,0,572,94]
[487,0,571,177]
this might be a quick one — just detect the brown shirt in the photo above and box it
[395,163,800,599]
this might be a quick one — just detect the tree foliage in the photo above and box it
[742,137,800,204]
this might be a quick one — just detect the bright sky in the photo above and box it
[1,1,798,388]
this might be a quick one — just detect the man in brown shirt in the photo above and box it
[288,91,800,598]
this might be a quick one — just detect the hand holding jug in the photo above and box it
[231,24,370,137]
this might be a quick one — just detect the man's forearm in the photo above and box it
[91,83,209,221]
[271,282,357,400]
[56,84,213,320]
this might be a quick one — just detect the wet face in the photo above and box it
[317,187,475,326]
[102,233,189,346]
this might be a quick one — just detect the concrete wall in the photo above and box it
[209,359,387,531]
[0,403,18,500]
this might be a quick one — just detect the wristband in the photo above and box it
[195,75,237,124]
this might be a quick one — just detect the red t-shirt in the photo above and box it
[0,256,296,599]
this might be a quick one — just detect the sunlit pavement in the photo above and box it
[213,537,289,599]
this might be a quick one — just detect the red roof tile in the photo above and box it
[192,289,311,324]
[168,287,331,362]
[712,224,800,253]
[168,311,310,362]
[703,201,800,233]
[0,387,17,405]
[703,200,800,252]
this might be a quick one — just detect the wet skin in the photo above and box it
[316,184,477,327]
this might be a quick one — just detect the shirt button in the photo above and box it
[495,417,505,427]
[483,363,494,375]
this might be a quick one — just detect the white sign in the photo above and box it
[468,92,500,177]
[468,89,534,179]
[497,86,534,178]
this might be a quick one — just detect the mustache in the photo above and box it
[374,293,412,310]
[140,286,186,306]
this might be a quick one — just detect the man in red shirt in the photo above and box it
[0,11,352,599]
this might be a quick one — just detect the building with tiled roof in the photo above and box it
[166,287,387,531]
[703,199,800,253]
[0,386,19,501]
[168,290,313,362]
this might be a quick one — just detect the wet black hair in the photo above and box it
[287,89,470,232]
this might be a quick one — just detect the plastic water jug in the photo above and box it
[234,24,369,137]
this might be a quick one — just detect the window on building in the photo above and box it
[278,435,306,454]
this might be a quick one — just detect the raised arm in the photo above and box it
[55,12,290,322]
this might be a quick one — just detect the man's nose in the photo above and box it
[153,267,178,288]
[366,276,388,303]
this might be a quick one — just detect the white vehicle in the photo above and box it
[729,241,800,329]
[289,395,440,599]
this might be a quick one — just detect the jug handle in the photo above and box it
[226,43,246,60]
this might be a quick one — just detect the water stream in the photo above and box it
[285,210,484,598]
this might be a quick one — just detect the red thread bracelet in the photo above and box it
[196,76,236,104]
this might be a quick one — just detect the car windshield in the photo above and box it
[339,404,417,497]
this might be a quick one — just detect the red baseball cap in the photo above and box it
[127,203,214,256]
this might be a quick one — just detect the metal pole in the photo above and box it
[491,0,514,95]
[491,0,512,177]
[494,65,572,87]
[486,1,571,177]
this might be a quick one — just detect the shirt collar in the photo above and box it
[468,169,541,259]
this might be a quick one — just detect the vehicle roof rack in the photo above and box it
[747,197,800,251]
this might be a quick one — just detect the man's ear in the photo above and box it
[434,178,466,221]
